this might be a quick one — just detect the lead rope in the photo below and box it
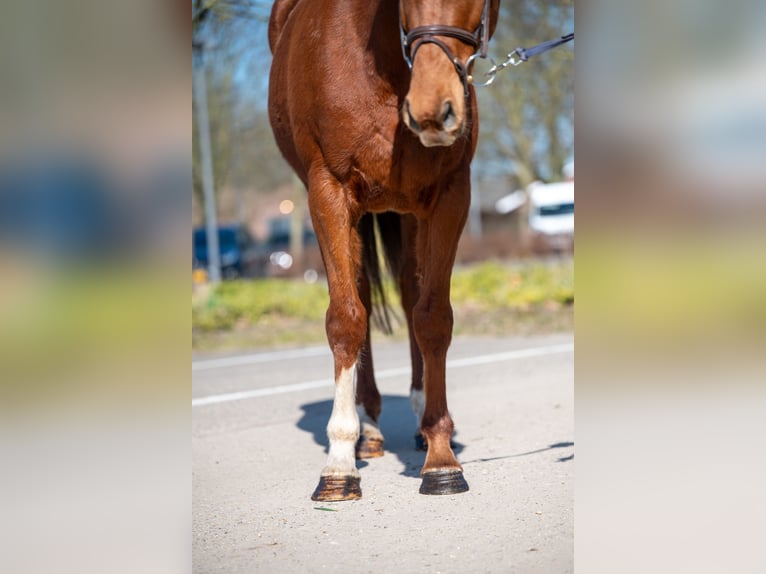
[468,33,574,87]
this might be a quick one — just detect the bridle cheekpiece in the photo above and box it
[399,0,492,98]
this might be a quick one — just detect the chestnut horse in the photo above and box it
[268,0,499,501]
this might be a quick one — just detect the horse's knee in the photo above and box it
[413,299,453,357]
[326,298,368,368]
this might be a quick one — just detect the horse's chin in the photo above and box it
[418,129,460,147]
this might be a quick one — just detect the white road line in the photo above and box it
[192,342,573,408]
[192,377,332,406]
[446,343,574,368]
[192,346,329,372]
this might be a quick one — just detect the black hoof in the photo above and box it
[419,470,469,495]
[311,476,362,501]
[356,435,385,459]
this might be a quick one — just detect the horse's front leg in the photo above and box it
[308,169,367,501]
[413,173,470,495]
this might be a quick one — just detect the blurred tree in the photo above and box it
[192,64,235,211]
[192,0,270,34]
[227,109,294,191]
[192,0,292,214]
[476,0,574,186]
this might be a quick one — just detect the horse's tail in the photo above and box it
[359,212,404,334]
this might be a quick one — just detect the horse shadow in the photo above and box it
[297,394,465,478]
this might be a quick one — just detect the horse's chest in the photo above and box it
[346,127,462,214]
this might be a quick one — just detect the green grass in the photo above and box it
[451,260,574,310]
[193,279,329,332]
[192,259,573,352]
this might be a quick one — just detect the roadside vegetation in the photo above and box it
[193,259,573,352]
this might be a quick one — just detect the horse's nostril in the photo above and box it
[405,100,421,133]
[442,100,456,129]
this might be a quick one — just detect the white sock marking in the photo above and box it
[323,365,360,478]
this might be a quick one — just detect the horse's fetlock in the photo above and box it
[327,418,360,443]
[421,413,454,438]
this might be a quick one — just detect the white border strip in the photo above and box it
[192,342,573,408]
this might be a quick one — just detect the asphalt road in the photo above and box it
[193,333,574,573]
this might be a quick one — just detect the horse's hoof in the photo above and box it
[311,476,362,501]
[419,470,469,495]
[356,436,384,459]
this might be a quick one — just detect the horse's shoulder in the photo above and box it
[268,0,303,54]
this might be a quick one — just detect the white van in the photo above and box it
[528,180,574,236]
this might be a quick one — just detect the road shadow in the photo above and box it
[297,394,465,478]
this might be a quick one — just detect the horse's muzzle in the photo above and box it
[403,98,462,147]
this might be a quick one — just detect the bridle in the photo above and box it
[399,0,492,99]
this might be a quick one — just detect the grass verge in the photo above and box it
[192,258,573,353]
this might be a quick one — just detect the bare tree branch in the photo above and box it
[476,0,574,185]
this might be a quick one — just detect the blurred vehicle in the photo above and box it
[264,217,317,251]
[528,180,574,251]
[193,225,263,279]
[262,216,321,278]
